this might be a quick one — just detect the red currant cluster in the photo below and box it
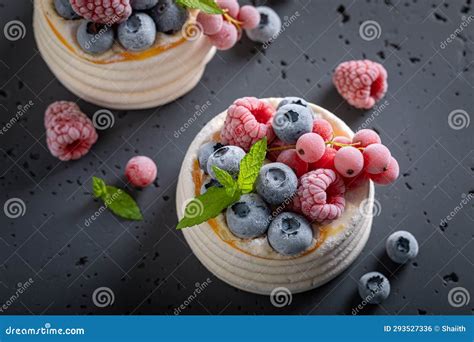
[271,124,399,188]
[197,0,260,50]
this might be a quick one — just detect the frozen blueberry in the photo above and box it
[245,6,281,43]
[118,13,156,51]
[226,193,271,239]
[77,21,114,55]
[131,0,159,10]
[277,97,309,110]
[149,0,188,34]
[200,178,222,194]
[267,212,313,255]
[54,0,80,19]
[386,230,419,264]
[256,162,297,205]
[358,272,390,304]
[272,104,313,144]
[198,142,225,173]
[207,146,245,179]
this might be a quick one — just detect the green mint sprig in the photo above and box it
[176,0,224,14]
[177,137,267,229]
[92,177,143,221]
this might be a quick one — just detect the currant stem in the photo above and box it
[222,9,243,29]
[266,141,364,153]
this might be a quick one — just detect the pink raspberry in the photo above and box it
[125,156,157,188]
[333,60,387,109]
[70,0,132,24]
[296,169,346,222]
[45,101,98,161]
[221,97,275,151]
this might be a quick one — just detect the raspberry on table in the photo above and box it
[296,169,346,222]
[221,97,275,151]
[333,59,387,109]
[70,0,132,24]
[44,101,98,161]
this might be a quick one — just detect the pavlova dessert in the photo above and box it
[34,0,261,109]
[176,96,399,295]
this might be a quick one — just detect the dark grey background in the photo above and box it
[0,0,472,315]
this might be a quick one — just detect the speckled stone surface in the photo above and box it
[0,0,472,315]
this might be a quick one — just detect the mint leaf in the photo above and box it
[212,166,239,196]
[176,0,223,14]
[91,177,143,221]
[92,176,107,198]
[104,186,143,221]
[177,186,239,229]
[237,137,267,193]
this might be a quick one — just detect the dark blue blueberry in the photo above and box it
[256,162,297,205]
[149,0,188,34]
[77,21,114,55]
[207,146,245,179]
[358,272,390,304]
[198,142,224,173]
[386,231,419,264]
[54,0,80,19]
[267,212,313,255]
[245,7,281,43]
[200,178,222,194]
[277,97,309,110]
[272,104,313,144]
[131,0,159,10]
[118,13,156,51]
[226,193,271,239]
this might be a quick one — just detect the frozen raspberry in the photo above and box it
[221,97,275,151]
[312,118,333,141]
[333,60,387,109]
[125,156,157,187]
[70,0,132,24]
[297,169,346,222]
[45,101,98,161]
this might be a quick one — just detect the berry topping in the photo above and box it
[200,178,222,194]
[206,145,245,179]
[245,6,281,43]
[118,13,156,51]
[70,0,132,24]
[296,132,325,163]
[331,135,352,150]
[130,0,158,10]
[276,149,308,178]
[208,20,238,50]
[255,162,297,205]
[197,12,224,35]
[76,21,114,55]
[309,146,337,171]
[237,5,260,29]
[149,0,188,33]
[352,129,381,147]
[358,272,390,304]
[44,101,98,161]
[54,0,80,19]
[370,156,399,185]
[333,60,388,109]
[334,146,364,178]
[312,118,333,142]
[297,169,345,222]
[386,231,419,264]
[267,212,313,256]
[125,156,157,187]
[197,141,224,173]
[277,97,308,109]
[221,97,275,151]
[225,193,271,239]
[266,138,285,161]
[363,143,391,174]
[272,104,313,144]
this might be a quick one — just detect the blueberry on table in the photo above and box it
[245,6,282,43]
[358,272,390,304]
[226,193,271,239]
[267,212,313,255]
[272,104,313,144]
[256,163,297,206]
[386,230,419,264]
